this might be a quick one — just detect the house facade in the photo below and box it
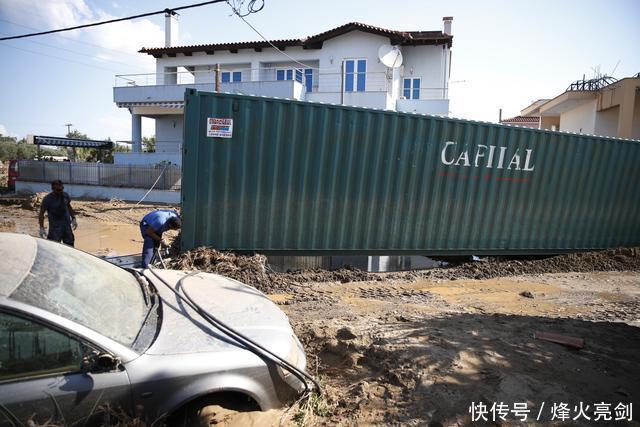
[519,75,640,140]
[113,15,454,166]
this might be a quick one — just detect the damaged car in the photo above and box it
[0,232,310,426]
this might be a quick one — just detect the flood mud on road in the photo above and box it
[1,195,638,426]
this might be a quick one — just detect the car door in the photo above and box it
[0,311,132,426]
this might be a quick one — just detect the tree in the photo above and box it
[143,136,156,153]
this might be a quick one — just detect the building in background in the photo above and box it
[519,75,640,139]
[113,13,454,166]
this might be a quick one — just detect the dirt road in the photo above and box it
[0,193,178,256]
[1,195,638,425]
[273,272,640,426]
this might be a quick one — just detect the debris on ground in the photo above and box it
[168,246,640,294]
[20,192,44,210]
[519,290,535,298]
[534,331,585,349]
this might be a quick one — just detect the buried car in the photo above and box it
[0,233,308,426]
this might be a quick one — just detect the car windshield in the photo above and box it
[10,239,148,348]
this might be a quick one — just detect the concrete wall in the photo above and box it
[396,99,450,115]
[401,44,449,100]
[560,100,596,134]
[114,152,182,166]
[156,115,183,153]
[594,106,620,138]
[114,81,301,104]
[16,181,180,204]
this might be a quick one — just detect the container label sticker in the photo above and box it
[207,118,233,138]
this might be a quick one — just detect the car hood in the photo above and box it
[142,269,294,357]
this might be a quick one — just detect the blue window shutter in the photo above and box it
[413,79,420,99]
[357,60,366,73]
[304,69,313,92]
[295,69,303,82]
[345,73,354,92]
[403,79,411,89]
[404,88,411,98]
[276,70,285,80]
[221,72,230,83]
[286,69,293,80]
[233,71,242,82]
[345,60,354,73]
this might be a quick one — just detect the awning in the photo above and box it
[33,136,113,149]
[116,101,184,109]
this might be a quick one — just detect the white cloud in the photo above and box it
[3,0,163,72]
[0,124,7,136]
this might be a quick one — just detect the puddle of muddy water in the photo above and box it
[74,222,143,256]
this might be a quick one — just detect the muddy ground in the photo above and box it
[1,195,638,426]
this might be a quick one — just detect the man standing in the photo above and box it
[140,209,181,268]
[38,180,78,246]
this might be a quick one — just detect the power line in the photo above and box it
[0,0,227,41]
[0,42,121,73]
[0,19,143,59]
[226,2,330,71]
[0,30,144,70]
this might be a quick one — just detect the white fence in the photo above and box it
[17,161,181,191]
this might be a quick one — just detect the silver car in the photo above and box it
[0,233,307,426]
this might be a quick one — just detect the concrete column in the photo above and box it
[617,91,636,139]
[251,60,260,82]
[131,113,142,153]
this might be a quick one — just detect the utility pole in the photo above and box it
[65,123,73,136]
[215,64,221,92]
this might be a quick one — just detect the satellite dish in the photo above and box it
[378,44,403,68]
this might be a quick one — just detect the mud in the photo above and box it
[169,245,640,295]
[0,194,176,256]
[280,273,640,426]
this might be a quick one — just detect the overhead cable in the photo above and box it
[0,0,227,41]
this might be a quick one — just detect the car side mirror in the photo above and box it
[81,350,122,373]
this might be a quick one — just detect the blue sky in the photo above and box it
[0,0,639,141]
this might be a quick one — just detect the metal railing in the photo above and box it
[17,161,181,191]
[114,67,450,100]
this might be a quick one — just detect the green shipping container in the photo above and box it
[181,90,640,255]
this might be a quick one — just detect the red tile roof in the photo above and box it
[140,22,453,57]
[501,116,540,123]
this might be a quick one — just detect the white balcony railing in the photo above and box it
[115,68,449,100]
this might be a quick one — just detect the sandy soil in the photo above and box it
[1,194,638,426]
[0,193,178,256]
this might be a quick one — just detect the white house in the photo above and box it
[113,14,454,166]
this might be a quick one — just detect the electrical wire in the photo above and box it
[0,0,228,41]
[146,253,322,397]
[0,41,121,73]
[225,1,333,72]
[0,18,145,59]
[0,30,140,70]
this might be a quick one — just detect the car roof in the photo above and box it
[0,233,37,297]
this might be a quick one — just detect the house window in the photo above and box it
[277,68,312,91]
[403,78,421,99]
[276,69,293,81]
[304,68,313,92]
[344,59,366,92]
[221,71,242,83]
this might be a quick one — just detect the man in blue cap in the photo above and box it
[139,209,181,268]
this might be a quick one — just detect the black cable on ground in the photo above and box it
[144,255,322,397]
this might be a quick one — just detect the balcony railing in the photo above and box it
[115,68,449,100]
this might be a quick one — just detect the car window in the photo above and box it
[10,239,147,348]
[0,312,89,382]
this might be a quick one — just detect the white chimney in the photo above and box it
[443,16,453,35]
[165,10,179,47]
